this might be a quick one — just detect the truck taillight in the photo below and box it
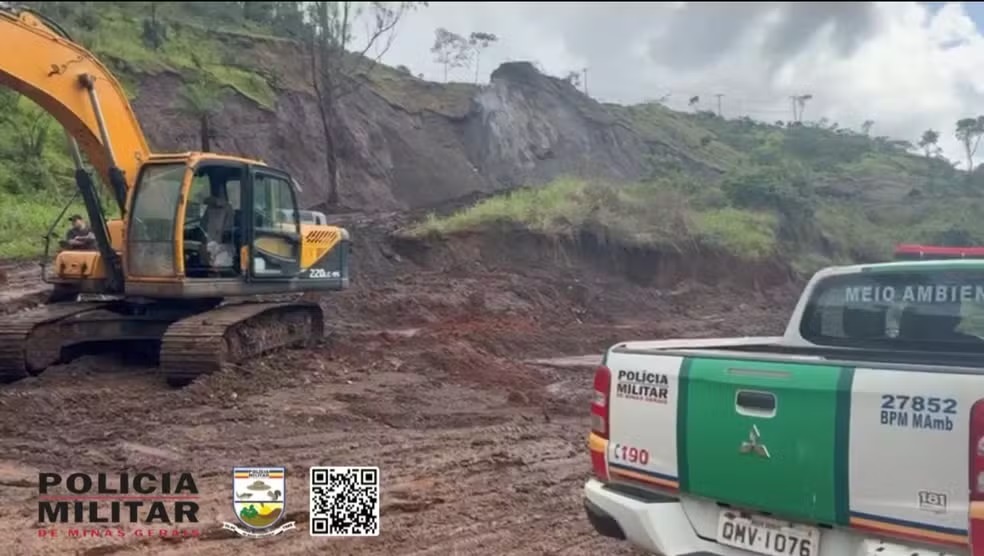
[589,365,612,482]
[970,400,984,501]
[969,400,984,554]
[591,365,611,439]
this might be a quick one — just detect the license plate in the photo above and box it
[716,509,820,556]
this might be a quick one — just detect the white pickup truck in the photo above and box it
[584,258,984,556]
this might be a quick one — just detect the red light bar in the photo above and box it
[894,244,984,259]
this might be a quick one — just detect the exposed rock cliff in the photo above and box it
[127,44,718,212]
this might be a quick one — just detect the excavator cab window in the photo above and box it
[182,164,243,278]
[248,169,301,278]
[127,163,186,278]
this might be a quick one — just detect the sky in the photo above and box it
[350,1,984,169]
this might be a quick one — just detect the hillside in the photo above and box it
[410,110,984,273]
[2,1,983,270]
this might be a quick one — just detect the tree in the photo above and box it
[0,90,53,168]
[431,28,469,82]
[688,96,700,111]
[176,72,225,152]
[955,116,984,172]
[243,1,275,25]
[271,2,307,38]
[918,129,940,158]
[467,31,498,84]
[564,70,581,88]
[141,2,168,50]
[239,504,259,519]
[791,94,812,123]
[308,2,422,207]
[861,120,874,136]
[181,1,243,25]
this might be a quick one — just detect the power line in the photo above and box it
[658,98,789,118]
[647,87,970,134]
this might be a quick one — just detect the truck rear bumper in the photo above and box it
[585,478,741,555]
[584,497,626,540]
[583,478,969,556]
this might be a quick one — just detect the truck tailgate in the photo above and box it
[605,351,980,553]
[682,357,846,523]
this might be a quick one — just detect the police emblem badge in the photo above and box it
[222,467,296,537]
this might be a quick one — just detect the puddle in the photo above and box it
[0,460,39,488]
[526,355,601,369]
[363,327,421,338]
[120,441,185,462]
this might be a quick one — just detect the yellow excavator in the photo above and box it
[0,5,351,386]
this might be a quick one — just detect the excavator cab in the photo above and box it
[0,5,351,386]
[122,155,348,299]
[49,154,350,296]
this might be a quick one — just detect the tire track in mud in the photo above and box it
[0,349,642,556]
[0,228,794,555]
[0,261,50,315]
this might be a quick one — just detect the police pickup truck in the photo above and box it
[584,258,984,556]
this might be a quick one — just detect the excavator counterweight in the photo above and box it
[0,5,352,386]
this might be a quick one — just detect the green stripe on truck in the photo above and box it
[681,357,843,524]
[834,366,854,525]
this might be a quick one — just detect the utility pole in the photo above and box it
[582,67,589,96]
[787,94,813,123]
[715,93,724,117]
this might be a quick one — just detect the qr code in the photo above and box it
[309,466,380,537]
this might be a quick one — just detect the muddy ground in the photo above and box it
[0,216,799,555]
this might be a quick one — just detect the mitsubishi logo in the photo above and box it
[740,424,770,459]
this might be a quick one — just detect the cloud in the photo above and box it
[364,1,984,168]
[643,2,876,72]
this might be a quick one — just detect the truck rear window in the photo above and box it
[800,267,984,352]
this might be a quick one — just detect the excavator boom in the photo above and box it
[0,4,352,389]
[0,4,151,205]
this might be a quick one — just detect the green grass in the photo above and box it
[411,178,592,236]
[5,0,984,274]
[0,93,120,259]
[408,167,984,273]
[409,178,783,262]
[0,2,280,260]
[364,65,476,117]
[0,192,92,259]
[404,110,984,274]
[690,208,778,259]
[611,103,744,173]
[71,4,278,110]
[205,64,277,109]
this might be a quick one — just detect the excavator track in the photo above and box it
[0,302,108,383]
[159,301,325,386]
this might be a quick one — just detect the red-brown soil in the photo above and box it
[0,214,800,555]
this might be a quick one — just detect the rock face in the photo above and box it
[465,62,645,188]
[129,54,716,212]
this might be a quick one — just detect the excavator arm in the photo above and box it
[0,3,151,208]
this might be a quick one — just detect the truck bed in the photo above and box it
[586,258,984,555]
[611,336,984,374]
[590,335,984,555]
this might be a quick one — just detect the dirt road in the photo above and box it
[0,260,50,312]
[0,222,798,555]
